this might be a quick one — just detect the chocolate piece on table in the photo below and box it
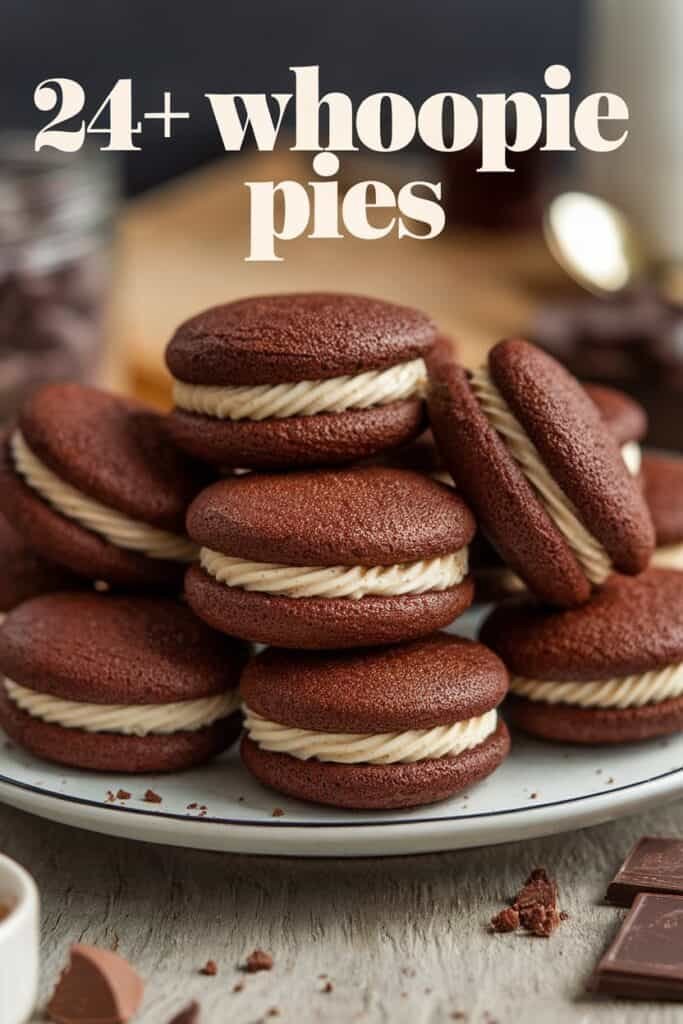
[47,943,144,1024]
[589,893,683,1000]
[607,836,683,907]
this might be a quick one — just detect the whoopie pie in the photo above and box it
[2,383,206,588]
[642,452,683,570]
[427,338,654,607]
[0,593,248,772]
[240,633,510,809]
[185,466,476,649]
[0,510,80,614]
[481,570,683,744]
[165,293,435,469]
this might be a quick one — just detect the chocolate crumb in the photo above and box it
[266,1009,280,1017]
[607,777,615,784]
[245,949,273,973]
[200,960,217,976]
[105,790,116,803]
[451,1014,467,1021]
[560,910,569,920]
[490,907,520,933]
[232,981,244,993]
[144,789,162,804]
[187,803,198,810]
[321,981,334,993]
[168,1001,200,1024]
[272,808,285,817]
[116,789,131,801]
[529,792,538,800]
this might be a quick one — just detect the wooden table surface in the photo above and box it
[7,153,679,1022]
[1,798,679,1024]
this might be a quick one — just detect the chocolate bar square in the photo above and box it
[607,837,683,907]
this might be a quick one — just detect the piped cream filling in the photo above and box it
[199,546,468,600]
[651,543,683,571]
[10,430,198,563]
[243,705,497,764]
[621,441,642,477]
[469,367,612,586]
[4,677,241,735]
[510,662,683,709]
[172,358,427,421]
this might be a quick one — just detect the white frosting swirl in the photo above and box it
[4,677,240,735]
[243,705,497,764]
[11,430,197,563]
[621,441,642,477]
[469,367,612,585]
[651,542,683,571]
[510,662,683,709]
[199,546,468,600]
[172,358,426,421]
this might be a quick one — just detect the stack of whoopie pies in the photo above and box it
[0,290,680,810]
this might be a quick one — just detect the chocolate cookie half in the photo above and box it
[185,466,476,648]
[165,293,435,469]
[481,570,683,744]
[0,593,248,772]
[642,453,683,570]
[2,383,207,588]
[0,510,80,614]
[240,633,510,809]
[427,339,654,607]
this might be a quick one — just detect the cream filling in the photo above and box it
[10,430,198,563]
[469,367,612,586]
[621,441,642,477]
[243,705,497,764]
[510,662,683,709]
[172,358,427,421]
[651,542,683,570]
[4,677,240,735]
[199,546,468,600]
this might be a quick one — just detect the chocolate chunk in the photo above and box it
[589,893,683,1000]
[47,943,144,1024]
[607,836,683,907]
[168,1001,200,1024]
[245,949,273,973]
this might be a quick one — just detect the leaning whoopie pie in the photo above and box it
[0,593,248,772]
[427,338,654,607]
[584,383,647,477]
[185,466,476,649]
[240,633,510,809]
[2,383,206,589]
[642,452,683,570]
[480,570,683,744]
[0,510,80,614]
[165,293,435,469]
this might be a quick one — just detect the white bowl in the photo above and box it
[0,853,39,1024]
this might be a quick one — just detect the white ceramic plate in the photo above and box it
[0,608,682,857]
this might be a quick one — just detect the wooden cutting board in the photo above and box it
[108,150,566,405]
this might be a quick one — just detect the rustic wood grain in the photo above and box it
[0,800,679,1023]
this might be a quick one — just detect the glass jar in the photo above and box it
[0,135,118,423]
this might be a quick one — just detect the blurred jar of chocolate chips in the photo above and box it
[0,135,118,423]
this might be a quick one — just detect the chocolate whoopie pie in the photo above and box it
[165,293,435,469]
[585,383,647,477]
[2,383,206,588]
[185,466,476,649]
[427,338,654,607]
[481,570,683,744]
[0,510,80,614]
[0,593,248,772]
[240,633,510,809]
[642,453,683,570]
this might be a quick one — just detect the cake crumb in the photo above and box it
[490,867,565,938]
[321,980,334,993]
[490,906,520,933]
[272,807,285,817]
[245,949,273,973]
[200,959,217,976]
[105,790,116,803]
[116,789,131,801]
[232,980,244,993]
[144,789,162,804]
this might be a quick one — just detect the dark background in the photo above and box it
[1,0,584,194]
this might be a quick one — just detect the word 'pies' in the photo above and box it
[2,383,206,589]
[481,570,683,744]
[0,593,248,772]
[240,633,510,809]
[427,338,654,607]
[185,466,476,649]
[165,293,435,469]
